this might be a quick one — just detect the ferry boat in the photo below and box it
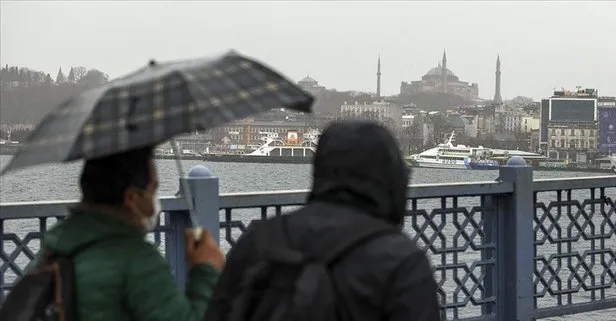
[406,132,500,170]
[406,132,548,170]
[202,130,320,164]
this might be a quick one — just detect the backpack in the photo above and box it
[228,213,400,321]
[0,240,101,321]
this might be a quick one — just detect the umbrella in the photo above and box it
[1,51,314,175]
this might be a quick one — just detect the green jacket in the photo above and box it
[40,206,219,321]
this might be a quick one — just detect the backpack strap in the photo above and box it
[254,213,399,267]
[310,215,399,266]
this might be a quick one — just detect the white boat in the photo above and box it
[406,132,544,170]
[407,132,498,170]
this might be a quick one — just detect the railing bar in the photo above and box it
[556,189,565,307]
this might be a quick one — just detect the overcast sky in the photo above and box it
[2,1,615,100]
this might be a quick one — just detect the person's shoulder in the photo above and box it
[342,231,425,274]
[363,231,423,260]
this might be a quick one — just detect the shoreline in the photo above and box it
[2,150,614,174]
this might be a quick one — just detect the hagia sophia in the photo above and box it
[400,50,480,101]
[298,50,503,105]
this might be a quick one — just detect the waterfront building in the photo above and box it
[540,88,599,162]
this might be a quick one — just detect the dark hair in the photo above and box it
[79,146,154,205]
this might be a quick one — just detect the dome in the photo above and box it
[425,66,457,77]
[422,66,460,82]
[299,76,318,84]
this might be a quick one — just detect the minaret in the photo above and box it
[494,54,503,104]
[376,55,382,100]
[441,50,448,93]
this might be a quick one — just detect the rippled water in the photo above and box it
[1,156,614,320]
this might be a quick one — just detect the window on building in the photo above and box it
[570,129,574,135]
[561,129,565,135]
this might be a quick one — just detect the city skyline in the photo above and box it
[1,1,615,100]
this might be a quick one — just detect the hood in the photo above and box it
[309,120,410,225]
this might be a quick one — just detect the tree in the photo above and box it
[78,69,109,87]
[56,67,66,84]
[405,122,423,153]
[506,96,534,106]
[67,67,75,83]
[429,113,451,143]
[45,73,53,84]
[72,66,87,82]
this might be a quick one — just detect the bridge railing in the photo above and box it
[0,164,614,321]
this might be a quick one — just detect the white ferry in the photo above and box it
[407,132,548,170]
[407,132,499,170]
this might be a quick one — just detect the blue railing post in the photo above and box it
[182,165,220,244]
[496,156,535,321]
[169,165,220,290]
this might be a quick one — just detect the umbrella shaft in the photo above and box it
[172,139,199,227]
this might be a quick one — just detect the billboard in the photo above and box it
[549,98,596,122]
[598,108,616,154]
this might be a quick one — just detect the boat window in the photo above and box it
[270,148,281,156]
[281,148,292,157]
[292,148,304,157]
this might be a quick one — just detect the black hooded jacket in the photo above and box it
[205,121,441,321]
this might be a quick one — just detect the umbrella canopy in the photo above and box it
[1,51,314,175]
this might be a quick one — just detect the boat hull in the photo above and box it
[203,154,313,164]
[464,159,500,170]
[155,154,203,160]
[407,158,500,170]
[408,159,468,169]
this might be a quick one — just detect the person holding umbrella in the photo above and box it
[41,145,225,321]
[0,52,314,321]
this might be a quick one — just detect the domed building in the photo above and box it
[400,50,479,101]
[298,75,326,96]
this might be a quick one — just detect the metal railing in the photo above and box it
[0,164,614,321]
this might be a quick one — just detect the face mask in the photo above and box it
[143,196,162,232]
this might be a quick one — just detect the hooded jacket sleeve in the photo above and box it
[382,251,442,321]
[123,243,220,321]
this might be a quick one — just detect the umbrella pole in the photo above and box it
[171,138,199,227]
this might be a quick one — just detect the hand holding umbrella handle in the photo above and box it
[192,227,203,242]
[184,227,225,270]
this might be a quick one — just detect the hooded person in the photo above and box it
[205,120,441,321]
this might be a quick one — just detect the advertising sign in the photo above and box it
[598,108,616,153]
